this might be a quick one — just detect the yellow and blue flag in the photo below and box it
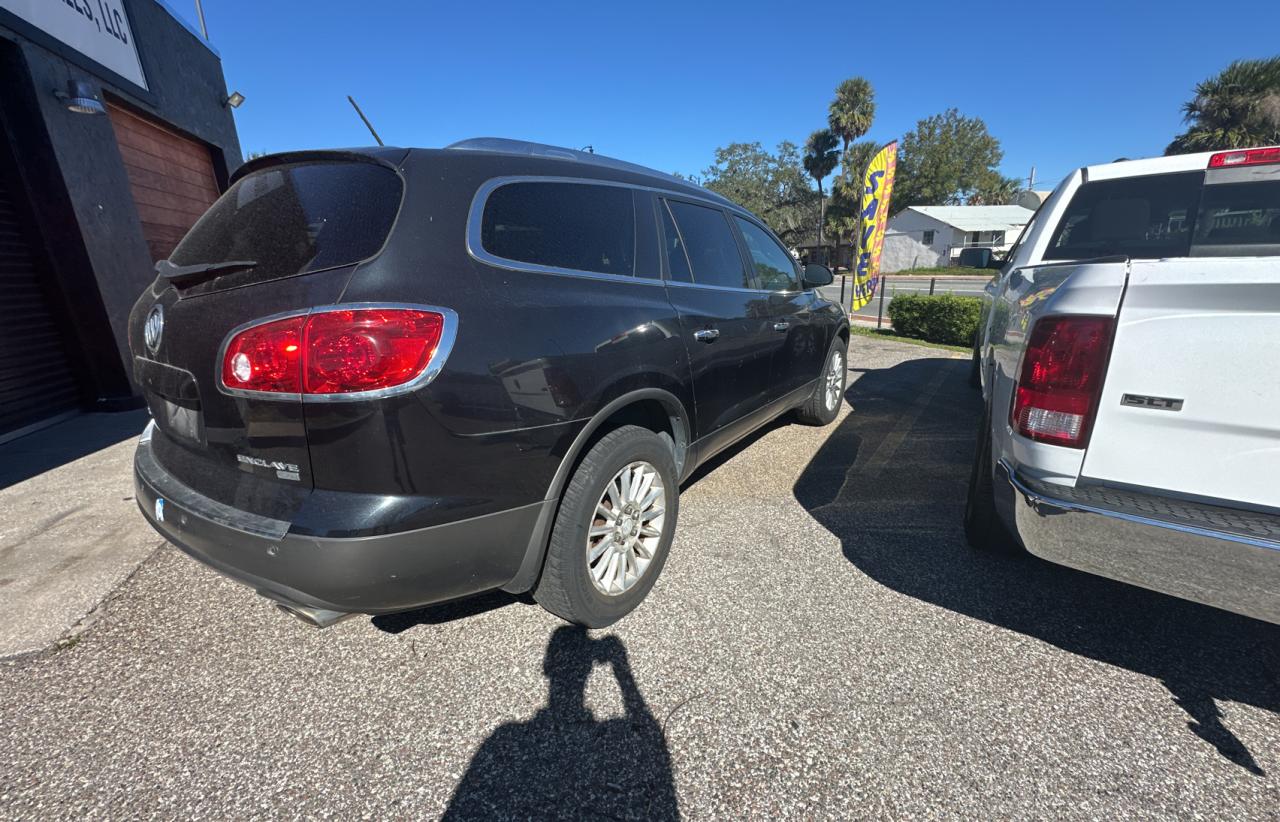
[851,142,898,311]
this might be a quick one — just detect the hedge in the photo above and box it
[886,294,982,347]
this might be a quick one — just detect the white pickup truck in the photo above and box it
[968,146,1280,624]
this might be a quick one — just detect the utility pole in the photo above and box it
[1027,166,1037,190]
[194,0,209,39]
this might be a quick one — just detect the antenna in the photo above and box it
[347,95,384,147]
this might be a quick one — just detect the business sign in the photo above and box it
[851,141,897,311]
[1,0,147,90]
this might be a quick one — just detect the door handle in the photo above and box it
[773,322,790,332]
[693,329,720,343]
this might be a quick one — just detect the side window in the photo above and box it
[734,216,799,291]
[480,182,635,276]
[921,229,935,246]
[664,200,751,289]
[659,200,693,283]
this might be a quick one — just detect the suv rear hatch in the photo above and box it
[129,152,405,511]
[1077,148,1280,510]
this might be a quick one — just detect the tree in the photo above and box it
[824,140,880,251]
[828,77,876,153]
[803,129,839,244]
[700,142,818,246]
[893,109,1005,208]
[966,174,1022,206]
[1166,57,1280,154]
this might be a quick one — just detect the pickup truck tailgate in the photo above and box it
[1081,258,1280,509]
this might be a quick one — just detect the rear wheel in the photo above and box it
[795,336,848,426]
[535,425,679,627]
[963,406,1022,554]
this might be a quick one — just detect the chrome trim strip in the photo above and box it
[1002,459,1280,553]
[215,302,459,403]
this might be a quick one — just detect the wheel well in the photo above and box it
[586,398,687,475]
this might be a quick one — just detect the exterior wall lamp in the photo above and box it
[55,79,106,115]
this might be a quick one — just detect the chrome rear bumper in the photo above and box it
[999,461,1280,625]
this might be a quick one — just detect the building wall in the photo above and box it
[0,0,240,403]
[881,211,959,272]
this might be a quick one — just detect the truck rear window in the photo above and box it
[169,161,402,278]
[1045,170,1280,260]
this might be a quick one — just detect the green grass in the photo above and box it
[890,266,993,277]
[849,324,972,354]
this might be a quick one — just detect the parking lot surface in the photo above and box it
[2,337,1277,819]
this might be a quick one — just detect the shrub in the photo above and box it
[887,294,982,346]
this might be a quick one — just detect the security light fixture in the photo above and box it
[224,91,245,109]
[55,79,105,115]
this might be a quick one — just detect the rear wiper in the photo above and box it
[156,259,258,286]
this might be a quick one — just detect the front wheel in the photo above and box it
[535,425,679,627]
[795,336,848,426]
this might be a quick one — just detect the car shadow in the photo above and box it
[370,590,533,633]
[442,625,679,820]
[794,356,1280,775]
[0,409,149,491]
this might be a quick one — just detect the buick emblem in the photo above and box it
[144,304,164,353]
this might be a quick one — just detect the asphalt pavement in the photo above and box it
[819,275,990,322]
[2,337,1277,819]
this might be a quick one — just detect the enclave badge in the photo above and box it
[144,304,164,353]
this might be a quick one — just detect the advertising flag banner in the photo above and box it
[851,141,898,311]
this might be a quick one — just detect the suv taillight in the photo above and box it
[1011,315,1114,448]
[222,307,448,397]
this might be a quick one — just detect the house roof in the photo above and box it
[901,205,1034,232]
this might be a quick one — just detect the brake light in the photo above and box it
[1011,316,1114,448]
[1208,146,1280,168]
[221,307,448,397]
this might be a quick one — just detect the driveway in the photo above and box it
[1,337,1276,818]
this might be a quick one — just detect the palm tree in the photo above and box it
[828,77,876,154]
[803,129,840,245]
[1166,56,1280,155]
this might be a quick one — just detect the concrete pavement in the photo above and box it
[1,339,1277,818]
[0,411,153,658]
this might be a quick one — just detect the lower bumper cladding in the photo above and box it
[134,432,547,618]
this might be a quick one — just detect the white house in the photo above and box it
[881,205,1034,271]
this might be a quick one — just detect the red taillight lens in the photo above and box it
[221,315,305,394]
[221,308,447,397]
[304,309,444,394]
[1011,315,1114,448]
[1208,146,1280,168]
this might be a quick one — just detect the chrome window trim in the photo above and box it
[215,302,459,403]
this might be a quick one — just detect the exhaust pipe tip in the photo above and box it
[274,602,358,629]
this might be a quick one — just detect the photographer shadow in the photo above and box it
[443,625,679,820]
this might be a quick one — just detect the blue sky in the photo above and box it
[180,0,1280,190]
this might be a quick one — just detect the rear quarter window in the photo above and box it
[480,181,635,276]
[1192,178,1280,255]
[170,161,402,277]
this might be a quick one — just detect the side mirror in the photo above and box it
[802,263,833,288]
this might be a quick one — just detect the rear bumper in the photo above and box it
[999,461,1280,624]
[134,431,549,614]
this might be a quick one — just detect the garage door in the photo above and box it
[0,157,81,438]
[107,103,220,262]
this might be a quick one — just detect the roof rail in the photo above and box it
[445,137,730,205]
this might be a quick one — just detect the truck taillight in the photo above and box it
[1011,316,1114,448]
[221,307,449,398]
[1208,146,1280,168]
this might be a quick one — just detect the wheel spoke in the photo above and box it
[596,503,618,522]
[633,469,655,504]
[589,534,615,564]
[640,502,664,521]
[639,524,661,538]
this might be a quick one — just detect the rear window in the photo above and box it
[1044,171,1202,260]
[1045,169,1280,260]
[1193,179,1280,254]
[480,182,635,276]
[169,161,402,275]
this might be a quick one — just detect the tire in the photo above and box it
[534,425,679,627]
[795,335,848,426]
[963,405,1022,554]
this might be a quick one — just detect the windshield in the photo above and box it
[169,161,402,279]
